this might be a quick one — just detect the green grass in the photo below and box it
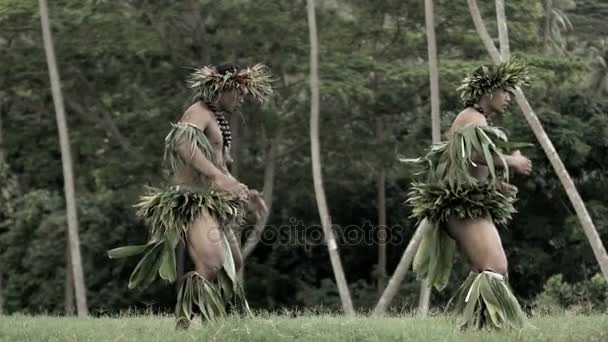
[1,313,607,342]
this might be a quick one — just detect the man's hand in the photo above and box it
[509,150,532,176]
[497,181,518,194]
[212,175,249,200]
[248,190,268,222]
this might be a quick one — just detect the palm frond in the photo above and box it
[189,63,274,104]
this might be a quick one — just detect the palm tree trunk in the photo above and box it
[467,0,608,282]
[426,0,441,144]
[495,0,510,59]
[417,0,442,316]
[65,242,75,315]
[0,109,3,315]
[543,0,553,54]
[306,0,354,315]
[39,0,89,316]
[376,117,387,296]
[0,274,3,315]
[467,0,503,63]
[374,219,432,314]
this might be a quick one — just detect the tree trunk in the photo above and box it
[0,104,5,315]
[495,0,510,59]
[467,0,608,282]
[374,219,432,314]
[39,0,89,316]
[306,0,354,315]
[416,0,442,316]
[376,117,387,296]
[467,0,502,63]
[426,0,441,144]
[543,0,553,54]
[188,0,210,64]
[0,110,4,162]
[0,274,3,315]
[65,241,74,315]
[242,137,278,261]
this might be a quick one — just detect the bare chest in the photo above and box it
[205,120,226,160]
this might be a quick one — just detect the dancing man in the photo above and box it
[406,60,532,329]
[109,63,272,329]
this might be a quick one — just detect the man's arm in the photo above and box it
[464,114,532,175]
[175,137,224,181]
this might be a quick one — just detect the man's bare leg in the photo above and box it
[446,215,508,275]
[187,210,225,279]
[176,210,224,330]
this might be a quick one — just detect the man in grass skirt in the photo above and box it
[404,59,534,329]
[109,63,272,330]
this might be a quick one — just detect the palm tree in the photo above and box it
[417,0,442,316]
[375,115,388,295]
[495,0,510,58]
[467,0,608,282]
[374,220,431,314]
[306,0,354,314]
[543,0,575,55]
[589,39,608,95]
[39,0,88,316]
[0,110,5,315]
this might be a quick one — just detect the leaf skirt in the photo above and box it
[407,182,517,227]
[107,185,246,290]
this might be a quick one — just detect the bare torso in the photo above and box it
[447,107,490,181]
[445,107,508,274]
[174,102,229,186]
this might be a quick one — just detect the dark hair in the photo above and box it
[216,63,241,75]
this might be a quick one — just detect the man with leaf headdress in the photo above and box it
[108,63,273,330]
[404,60,532,329]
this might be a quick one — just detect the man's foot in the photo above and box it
[175,317,190,331]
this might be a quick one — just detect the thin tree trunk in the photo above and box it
[0,110,3,313]
[376,117,387,296]
[39,0,88,316]
[242,137,278,260]
[374,219,432,314]
[188,0,210,63]
[426,0,441,144]
[306,0,354,315]
[418,280,431,316]
[417,0,442,316]
[0,274,3,315]
[543,0,553,54]
[467,0,502,63]
[65,242,74,315]
[495,0,510,59]
[0,110,4,162]
[468,0,608,282]
[0,107,5,315]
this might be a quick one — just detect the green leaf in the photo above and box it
[107,244,150,259]
[128,242,162,289]
[158,242,177,282]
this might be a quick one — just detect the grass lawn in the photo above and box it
[1,312,607,342]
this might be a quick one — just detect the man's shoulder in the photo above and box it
[180,102,211,127]
[454,108,487,126]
